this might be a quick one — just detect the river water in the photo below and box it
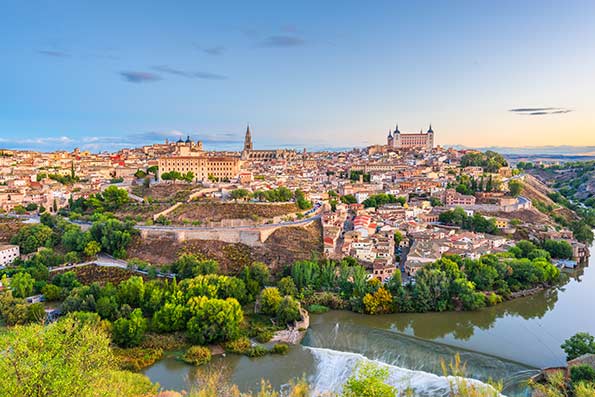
[144,240,595,396]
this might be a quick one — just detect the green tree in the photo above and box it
[0,317,156,397]
[10,272,34,298]
[84,240,101,257]
[291,260,320,291]
[90,217,135,258]
[186,297,243,345]
[340,194,357,204]
[41,283,63,301]
[561,332,595,361]
[276,296,302,325]
[152,301,188,332]
[61,227,91,252]
[230,188,251,201]
[278,276,298,297]
[260,287,282,315]
[96,296,119,321]
[117,276,146,308]
[508,179,523,197]
[171,254,219,279]
[542,240,573,259]
[10,223,54,254]
[112,308,147,348]
[100,185,130,211]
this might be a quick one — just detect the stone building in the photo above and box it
[157,135,240,181]
[387,124,434,150]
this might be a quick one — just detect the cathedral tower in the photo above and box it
[243,124,253,151]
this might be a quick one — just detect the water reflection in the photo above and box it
[145,243,595,395]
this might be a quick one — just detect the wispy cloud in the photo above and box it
[38,50,70,58]
[509,107,573,116]
[260,35,305,47]
[120,71,162,83]
[152,65,227,80]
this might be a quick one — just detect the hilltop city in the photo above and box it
[0,124,589,275]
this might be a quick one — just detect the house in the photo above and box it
[0,244,20,266]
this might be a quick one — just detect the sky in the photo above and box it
[1,0,594,152]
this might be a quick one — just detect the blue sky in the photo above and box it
[1,1,594,152]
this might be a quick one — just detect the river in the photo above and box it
[144,239,595,396]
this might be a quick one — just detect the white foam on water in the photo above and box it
[305,346,503,397]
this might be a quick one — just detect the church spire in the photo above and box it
[428,124,434,133]
[395,123,400,134]
[387,128,392,138]
[243,124,253,151]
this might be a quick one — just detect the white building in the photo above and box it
[0,244,20,266]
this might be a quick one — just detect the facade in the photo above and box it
[158,155,240,181]
[241,125,298,161]
[441,189,477,206]
[0,244,19,267]
[387,124,434,150]
[157,136,240,181]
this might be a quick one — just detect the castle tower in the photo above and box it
[393,123,401,148]
[243,124,253,151]
[387,129,394,147]
[427,124,434,149]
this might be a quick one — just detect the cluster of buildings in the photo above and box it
[0,122,590,283]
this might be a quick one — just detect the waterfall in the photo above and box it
[305,346,503,397]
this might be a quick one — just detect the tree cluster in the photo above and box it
[438,207,500,235]
[461,150,508,173]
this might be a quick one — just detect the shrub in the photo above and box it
[245,346,268,358]
[276,296,302,325]
[303,291,347,310]
[41,284,63,301]
[255,330,274,343]
[259,287,282,315]
[486,293,502,306]
[271,343,289,355]
[307,304,330,314]
[570,364,595,384]
[181,346,212,366]
[224,337,251,354]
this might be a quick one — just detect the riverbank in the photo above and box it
[144,239,595,396]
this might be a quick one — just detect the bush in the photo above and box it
[276,296,302,325]
[271,343,289,355]
[181,346,212,366]
[259,287,282,315]
[307,304,330,314]
[224,337,251,354]
[570,364,595,384]
[255,329,274,343]
[245,346,268,358]
[304,291,347,310]
[41,284,63,301]
[486,293,502,306]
